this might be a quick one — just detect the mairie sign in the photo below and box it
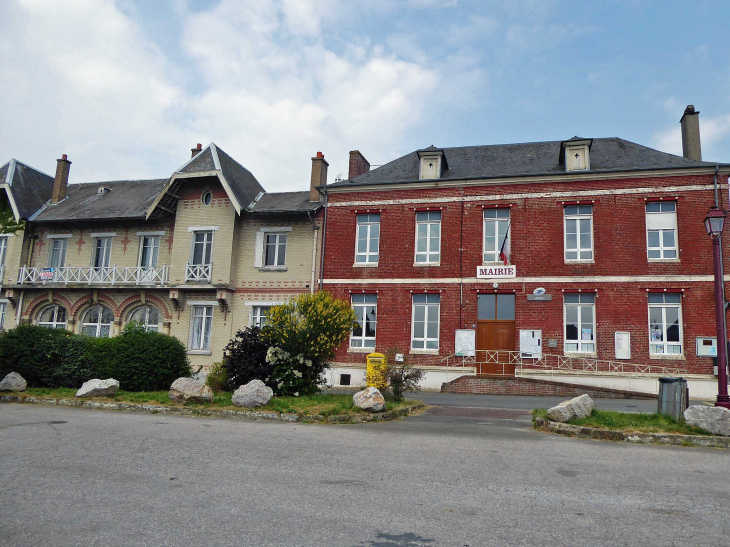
[476,265,517,279]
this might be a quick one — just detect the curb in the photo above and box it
[534,417,730,448]
[0,395,424,424]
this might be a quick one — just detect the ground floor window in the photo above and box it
[412,294,440,350]
[128,305,161,332]
[251,306,272,327]
[38,305,67,329]
[564,293,595,353]
[648,293,682,355]
[81,305,114,338]
[0,302,6,330]
[189,305,213,350]
[351,294,377,348]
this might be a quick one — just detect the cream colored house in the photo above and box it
[0,144,326,370]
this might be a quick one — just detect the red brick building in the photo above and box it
[320,106,730,388]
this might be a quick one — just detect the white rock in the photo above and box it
[353,386,386,413]
[547,394,595,423]
[684,405,730,437]
[232,379,273,408]
[0,372,27,392]
[169,377,214,404]
[76,378,120,398]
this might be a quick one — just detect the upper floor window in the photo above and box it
[646,201,677,260]
[483,208,510,263]
[565,146,589,171]
[201,190,212,206]
[351,294,377,349]
[265,233,287,267]
[355,213,380,264]
[415,211,441,264]
[564,205,593,261]
[81,305,114,338]
[564,293,595,354]
[0,237,8,267]
[139,236,160,269]
[419,156,441,179]
[411,293,440,350]
[648,293,682,356]
[191,231,213,265]
[48,238,67,268]
[92,237,112,269]
[128,305,160,332]
[38,305,67,329]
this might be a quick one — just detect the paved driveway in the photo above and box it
[1,403,728,546]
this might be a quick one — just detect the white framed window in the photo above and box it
[355,213,380,264]
[564,205,593,261]
[411,294,440,350]
[81,305,114,338]
[564,293,595,354]
[565,146,589,171]
[483,208,510,263]
[0,302,6,330]
[38,305,67,329]
[0,237,8,267]
[139,236,160,268]
[648,293,683,355]
[264,233,287,267]
[419,155,442,179]
[252,306,272,327]
[128,305,160,332]
[190,231,213,265]
[646,201,678,260]
[92,237,112,269]
[189,305,213,351]
[415,211,441,264]
[351,294,377,348]
[48,238,67,268]
[201,190,212,206]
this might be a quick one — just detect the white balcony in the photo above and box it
[17,265,169,286]
[185,263,212,282]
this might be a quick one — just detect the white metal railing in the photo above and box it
[185,262,212,282]
[441,350,689,377]
[17,265,169,286]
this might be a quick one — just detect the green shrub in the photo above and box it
[0,324,190,391]
[383,347,425,401]
[205,362,229,392]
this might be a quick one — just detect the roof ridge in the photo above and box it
[5,158,16,185]
[10,158,54,178]
[174,143,215,172]
[69,178,168,185]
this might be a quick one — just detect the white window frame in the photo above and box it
[91,237,113,269]
[0,302,6,330]
[355,213,380,265]
[47,238,68,268]
[563,293,596,354]
[251,305,272,327]
[188,305,214,352]
[565,145,590,171]
[483,208,510,263]
[0,237,8,267]
[190,231,214,265]
[138,235,160,269]
[648,293,683,356]
[646,201,678,260]
[411,294,440,351]
[414,211,441,264]
[350,294,377,349]
[37,304,67,329]
[564,205,594,262]
[264,232,287,267]
[127,305,161,332]
[80,305,114,338]
[419,155,442,179]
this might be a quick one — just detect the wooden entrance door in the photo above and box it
[476,294,516,375]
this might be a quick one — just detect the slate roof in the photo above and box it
[0,159,55,219]
[248,191,322,214]
[336,138,725,187]
[32,179,167,222]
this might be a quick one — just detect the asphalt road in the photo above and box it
[1,403,728,547]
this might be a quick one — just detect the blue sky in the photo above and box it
[1,0,729,191]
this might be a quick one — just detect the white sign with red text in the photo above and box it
[476,265,516,279]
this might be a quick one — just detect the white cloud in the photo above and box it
[653,112,730,161]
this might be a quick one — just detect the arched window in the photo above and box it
[81,305,114,338]
[127,305,160,332]
[38,305,67,329]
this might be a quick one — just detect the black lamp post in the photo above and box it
[704,207,730,409]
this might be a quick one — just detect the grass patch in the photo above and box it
[12,388,412,416]
[533,407,713,436]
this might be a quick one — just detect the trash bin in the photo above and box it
[657,377,689,421]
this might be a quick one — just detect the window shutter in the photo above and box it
[646,212,676,230]
[254,232,264,267]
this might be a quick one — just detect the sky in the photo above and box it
[1,0,729,192]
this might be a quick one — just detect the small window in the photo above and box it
[648,293,683,355]
[411,294,440,350]
[419,156,441,179]
[81,305,114,338]
[128,305,160,332]
[340,373,351,386]
[355,213,380,264]
[252,306,272,327]
[564,205,593,261]
[415,211,441,264]
[564,293,595,354]
[566,146,589,171]
[190,305,213,350]
[264,233,287,267]
[483,209,510,263]
[351,294,377,348]
[201,191,212,206]
[38,305,67,329]
[646,201,678,260]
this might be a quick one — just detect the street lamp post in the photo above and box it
[704,207,730,409]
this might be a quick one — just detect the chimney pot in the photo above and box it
[310,151,329,202]
[348,150,370,180]
[51,154,71,204]
[316,151,324,159]
[61,154,67,160]
[680,104,702,161]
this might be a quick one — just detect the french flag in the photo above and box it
[499,221,511,265]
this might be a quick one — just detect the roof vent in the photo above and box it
[97,186,111,195]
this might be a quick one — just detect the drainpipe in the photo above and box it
[307,211,319,294]
[318,188,328,291]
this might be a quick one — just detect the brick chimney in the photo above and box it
[310,151,328,202]
[680,105,702,161]
[348,150,370,180]
[51,154,71,204]
[191,143,203,158]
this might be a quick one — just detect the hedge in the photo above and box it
[0,324,191,391]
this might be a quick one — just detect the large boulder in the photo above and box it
[353,386,386,413]
[76,378,120,398]
[232,379,273,408]
[169,377,214,404]
[0,372,27,392]
[684,405,730,437]
[547,394,595,423]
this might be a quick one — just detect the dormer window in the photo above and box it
[560,138,592,172]
[417,146,447,180]
[97,186,111,195]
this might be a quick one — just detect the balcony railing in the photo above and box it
[185,263,212,282]
[17,265,169,286]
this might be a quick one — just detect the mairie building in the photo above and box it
[0,143,326,372]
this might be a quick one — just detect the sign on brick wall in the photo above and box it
[476,265,517,278]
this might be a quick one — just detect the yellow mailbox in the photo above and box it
[366,352,388,391]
